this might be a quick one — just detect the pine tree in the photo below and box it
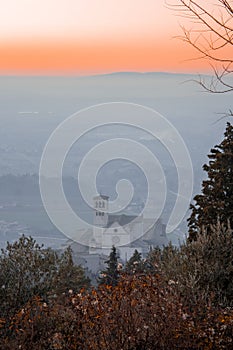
[98,246,119,286]
[125,249,145,274]
[54,246,90,294]
[188,122,233,241]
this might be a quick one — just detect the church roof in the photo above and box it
[106,214,142,228]
[142,219,168,247]
[93,194,109,200]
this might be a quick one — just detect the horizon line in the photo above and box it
[0,70,211,78]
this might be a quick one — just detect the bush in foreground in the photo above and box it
[1,273,233,349]
[0,235,90,318]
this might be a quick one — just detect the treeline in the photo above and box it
[1,226,233,349]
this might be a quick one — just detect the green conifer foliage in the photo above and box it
[98,246,119,286]
[125,249,145,274]
[188,122,233,241]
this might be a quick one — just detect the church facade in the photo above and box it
[62,194,168,277]
[89,194,168,260]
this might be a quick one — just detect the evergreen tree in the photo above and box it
[125,249,145,274]
[54,246,90,294]
[188,122,233,241]
[99,246,119,286]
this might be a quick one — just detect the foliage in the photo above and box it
[98,246,120,286]
[1,230,233,348]
[1,274,233,349]
[54,246,90,295]
[125,249,147,274]
[188,122,233,241]
[149,222,233,307]
[0,235,90,318]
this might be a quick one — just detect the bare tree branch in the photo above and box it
[167,0,233,93]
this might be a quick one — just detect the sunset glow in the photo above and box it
[0,0,224,75]
[1,39,214,75]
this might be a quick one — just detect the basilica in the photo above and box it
[63,194,168,277]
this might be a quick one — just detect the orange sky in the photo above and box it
[0,39,212,75]
[0,0,223,75]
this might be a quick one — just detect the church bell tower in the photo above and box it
[93,194,109,228]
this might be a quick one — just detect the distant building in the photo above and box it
[63,195,168,275]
